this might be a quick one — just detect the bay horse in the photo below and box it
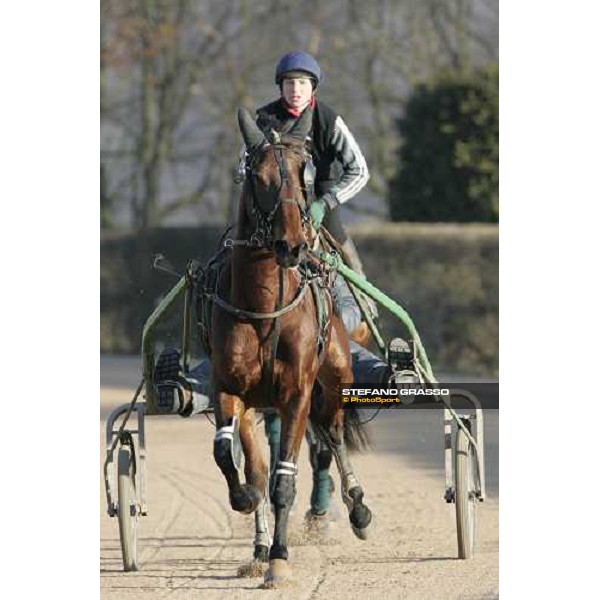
[209,107,372,586]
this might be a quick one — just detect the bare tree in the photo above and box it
[101,0,498,229]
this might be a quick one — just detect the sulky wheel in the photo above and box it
[455,420,478,559]
[117,445,139,571]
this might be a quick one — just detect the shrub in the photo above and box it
[389,66,499,223]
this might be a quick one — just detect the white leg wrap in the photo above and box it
[343,472,360,492]
[214,423,235,441]
[275,460,298,477]
[214,417,242,470]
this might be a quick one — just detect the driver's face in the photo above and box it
[282,77,313,110]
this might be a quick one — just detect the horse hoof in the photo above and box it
[304,509,331,536]
[230,484,262,514]
[237,559,267,578]
[350,504,372,540]
[253,544,269,563]
[263,559,292,588]
[351,524,371,540]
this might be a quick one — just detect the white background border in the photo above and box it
[2,1,599,597]
[1,1,99,596]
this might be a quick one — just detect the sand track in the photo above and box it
[100,386,498,599]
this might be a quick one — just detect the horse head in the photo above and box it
[238,107,314,268]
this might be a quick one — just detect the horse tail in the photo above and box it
[343,405,371,452]
[310,385,371,451]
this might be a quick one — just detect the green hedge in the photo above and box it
[352,223,498,376]
[389,66,499,223]
[101,224,498,376]
[100,227,227,356]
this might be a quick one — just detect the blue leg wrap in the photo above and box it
[311,470,332,514]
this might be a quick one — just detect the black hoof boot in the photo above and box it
[350,504,372,528]
[230,484,262,514]
[253,544,270,563]
[347,486,372,540]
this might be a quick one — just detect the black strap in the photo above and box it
[309,279,329,364]
[265,268,285,407]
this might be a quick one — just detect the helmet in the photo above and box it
[275,51,323,86]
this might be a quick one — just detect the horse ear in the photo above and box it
[268,129,281,144]
[237,108,266,151]
[287,106,313,141]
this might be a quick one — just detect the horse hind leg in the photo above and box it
[235,410,271,576]
[315,322,373,540]
[237,492,271,578]
[304,419,334,519]
[312,415,373,540]
[253,495,270,562]
[238,408,270,559]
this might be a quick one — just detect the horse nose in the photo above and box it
[273,240,307,267]
[273,240,291,259]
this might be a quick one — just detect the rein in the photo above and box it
[265,268,285,408]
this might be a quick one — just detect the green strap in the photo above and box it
[312,250,435,380]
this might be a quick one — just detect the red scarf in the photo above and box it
[281,95,316,117]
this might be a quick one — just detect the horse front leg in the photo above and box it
[213,390,262,514]
[264,389,311,588]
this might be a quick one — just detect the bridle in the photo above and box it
[236,141,316,249]
[212,139,317,321]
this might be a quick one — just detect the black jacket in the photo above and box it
[255,99,369,207]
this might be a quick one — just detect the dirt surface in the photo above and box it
[100,382,498,600]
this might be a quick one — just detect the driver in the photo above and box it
[251,50,371,292]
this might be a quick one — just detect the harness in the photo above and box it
[194,141,330,385]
